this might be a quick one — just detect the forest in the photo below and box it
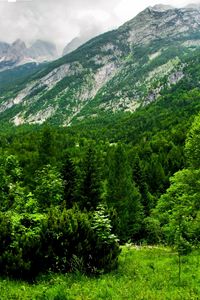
[0,78,200,282]
[2,2,200,298]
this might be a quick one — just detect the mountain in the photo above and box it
[62,34,93,56]
[0,42,10,56]
[0,63,46,95]
[1,4,200,126]
[62,37,89,56]
[0,39,26,71]
[0,39,58,71]
[26,40,58,62]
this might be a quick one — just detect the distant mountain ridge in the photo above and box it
[62,37,90,56]
[1,4,200,126]
[0,39,58,71]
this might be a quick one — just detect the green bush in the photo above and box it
[41,206,120,275]
[0,212,45,278]
[0,206,120,279]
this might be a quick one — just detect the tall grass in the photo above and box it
[0,246,199,300]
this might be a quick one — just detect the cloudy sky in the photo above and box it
[0,0,200,53]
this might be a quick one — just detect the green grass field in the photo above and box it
[0,246,199,300]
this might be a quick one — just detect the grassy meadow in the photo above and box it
[0,246,199,300]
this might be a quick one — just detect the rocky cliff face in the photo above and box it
[1,4,200,126]
[0,39,58,71]
[124,4,200,45]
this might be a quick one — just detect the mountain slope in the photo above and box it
[1,5,200,126]
[0,63,47,94]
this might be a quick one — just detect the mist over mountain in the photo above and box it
[63,37,90,56]
[0,39,58,71]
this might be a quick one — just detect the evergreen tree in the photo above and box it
[61,154,77,208]
[75,145,102,211]
[38,127,55,166]
[185,113,200,168]
[132,155,154,216]
[146,153,166,195]
[106,144,144,242]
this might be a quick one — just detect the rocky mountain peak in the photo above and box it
[11,39,26,52]
[0,39,58,71]
[27,40,58,60]
[4,39,26,65]
[149,4,174,12]
[123,4,200,46]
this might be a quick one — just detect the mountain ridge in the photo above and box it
[1,5,200,126]
[0,39,58,72]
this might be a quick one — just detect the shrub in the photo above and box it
[0,206,120,279]
[41,206,120,275]
[0,211,45,279]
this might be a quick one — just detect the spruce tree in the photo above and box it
[106,144,144,242]
[38,127,55,166]
[75,145,102,211]
[61,154,76,208]
[132,155,154,216]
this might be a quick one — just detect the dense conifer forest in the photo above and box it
[0,70,200,281]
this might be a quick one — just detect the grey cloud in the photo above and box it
[0,0,121,53]
[0,0,199,54]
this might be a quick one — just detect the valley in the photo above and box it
[0,3,200,299]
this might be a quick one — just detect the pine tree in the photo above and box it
[75,145,102,211]
[106,144,144,242]
[185,112,200,168]
[61,154,76,208]
[132,155,154,216]
[147,153,166,195]
[38,127,55,166]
